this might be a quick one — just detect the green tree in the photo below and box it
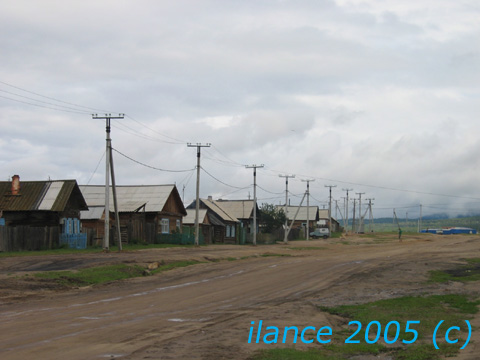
[260,203,286,233]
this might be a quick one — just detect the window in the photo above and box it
[176,219,181,231]
[226,224,235,238]
[160,218,170,234]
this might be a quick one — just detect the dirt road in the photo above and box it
[0,233,479,359]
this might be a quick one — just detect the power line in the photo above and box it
[256,185,284,195]
[210,145,246,167]
[81,150,106,188]
[264,168,480,201]
[0,79,110,113]
[0,89,93,114]
[0,94,90,114]
[112,121,185,145]
[200,166,247,189]
[112,148,195,173]
[124,114,186,144]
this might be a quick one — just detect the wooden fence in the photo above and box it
[0,225,60,252]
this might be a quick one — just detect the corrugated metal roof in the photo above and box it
[183,209,208,224]
[201,198,239,223]
[80,185,178,213]
[38,182,64,210]
[318,209,329,219]
[214,200,254,219]
[80,206,105,220]
[276,206,320,221]
[0,180,87,212]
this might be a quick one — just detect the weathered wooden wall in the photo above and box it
[0,226,60,251]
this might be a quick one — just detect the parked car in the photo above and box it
[310,228,330,239]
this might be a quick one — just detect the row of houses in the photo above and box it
[0,176,339,249]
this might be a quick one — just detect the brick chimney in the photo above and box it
[11,175,20,196]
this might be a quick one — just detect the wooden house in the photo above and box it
[0,175,88,251]
[0,175,88,227]
[214,199,259,235]
[80,184,187,244]
[276,205,320,231]
[186,197,239,244]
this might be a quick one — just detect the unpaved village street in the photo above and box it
[0,234,479,360]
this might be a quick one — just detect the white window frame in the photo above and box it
[160,218,170,234]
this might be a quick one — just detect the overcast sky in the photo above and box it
[1,0,480,220]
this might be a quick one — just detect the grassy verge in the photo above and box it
[430,258,480,283]
[250,294,479,360]
[33,260,202,287]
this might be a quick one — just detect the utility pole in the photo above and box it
[366,198,375,232]
[342,188,353,233]
[92,113,124,251]
[418,204,423,233]
[352,199,356,233]
[356,192,365,233]
[325,185,337,234]
[279,174,295,243]
[301,179,314,240]
[246,164,264,246]
[187,143,211,246]
[341,197,347,229]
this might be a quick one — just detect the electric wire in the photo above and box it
[0,79,111,113]
[0,94,91,114]
[81,151,106,188]
[112,148,195,173]
[125,114,186,144]
[0,89,94,114]
[256,185,284,195]
[2,82,480,214]
[209,145,246,167]
[112,122,185,145]
[200,167,247,189]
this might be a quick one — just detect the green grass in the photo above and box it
[288,247,327,251]
[260,253,292,257]
[250,294,479,360]
[394,343,459,360]
[34,264,146,286]
[430,258,480,283]
[320,294,478,340]
[33,260,203,287]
